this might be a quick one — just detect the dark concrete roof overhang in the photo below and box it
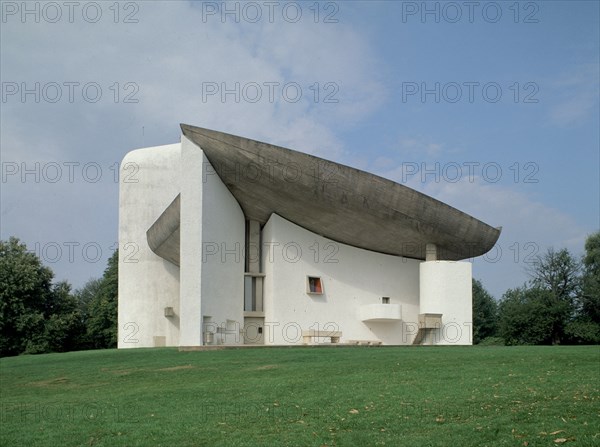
[177,124,501,261]
[147,194,180,266]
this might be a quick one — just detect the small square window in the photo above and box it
[307,276,323,294]
[382,297,390,304]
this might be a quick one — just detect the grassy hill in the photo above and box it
[1,346,598,446]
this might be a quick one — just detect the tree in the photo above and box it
[72,278,103,348]
[472,279,498,343]
[1,238,120,356]
[565,232,600,344]
[0,238,86,355]
[527,248,581,344]
[44,280,89,353]
[85,250,118,348]
[74,277,102,316]
[0,237,54,356]
[498,242,599,346]
[498,286,557,345]
[528,248,581,302]
[581,231,600,323]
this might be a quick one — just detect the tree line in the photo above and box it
[473,231,600,345]
[0,237,117,356]
[1,232,599,356]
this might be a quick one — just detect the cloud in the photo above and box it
[0,1,386,287]
[372,162,590,298]
[396,137,445,158]
[1,1,595,299]
[379,163,587,253]
[1,2,385,155]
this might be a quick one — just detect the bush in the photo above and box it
[477,336,505,346]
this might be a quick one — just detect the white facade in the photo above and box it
[261,214,421,345]
[179,136,245,347]
[118,137,244,348]
[118,143,181,348]
[420,261,473,345]
[118,136,474,348]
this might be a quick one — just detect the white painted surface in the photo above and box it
[261,214,421,345]
[195,137,245,346]
[119,145,474,348]
[359,304,402,322]
[419,261,473,345]
[118,144,181,348]
[243,317,265,344]
[119,138,245,348]
[178,136,204,347]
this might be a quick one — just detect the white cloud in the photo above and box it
[1,1,595,298]
[1,2,385,158]
[372,163,590,298]
[396,137,445,158]
[0,1,386,287]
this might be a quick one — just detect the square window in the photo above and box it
[307,276,323,294]
[382,297,390,304]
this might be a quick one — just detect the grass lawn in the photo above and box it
[0,345,598,446]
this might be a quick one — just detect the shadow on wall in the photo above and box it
[366,320,414,344]
[161,258,180,332]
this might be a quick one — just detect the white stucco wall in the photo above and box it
[420,261,473,345]
[178,136,203,347]
[119,142,473,348]
[180,136,246,346]
[120,138,246,348]
[261,214,421,345]
[118,144,181,348]
[195,140,245,346]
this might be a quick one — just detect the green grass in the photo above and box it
[1,346,599,446]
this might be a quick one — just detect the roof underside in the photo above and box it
[180,124,501,261]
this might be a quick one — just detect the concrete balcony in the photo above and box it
[419,313,443,328]
[359,304,402,322]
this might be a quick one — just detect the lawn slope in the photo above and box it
[1,346,599,446]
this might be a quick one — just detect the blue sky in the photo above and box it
[1,0,598,298]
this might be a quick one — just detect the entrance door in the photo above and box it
[243,317,264,344]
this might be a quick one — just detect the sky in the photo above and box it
[1,0,598,299]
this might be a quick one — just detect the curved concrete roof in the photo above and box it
[180,124,501,261]
[147,194,181,266]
